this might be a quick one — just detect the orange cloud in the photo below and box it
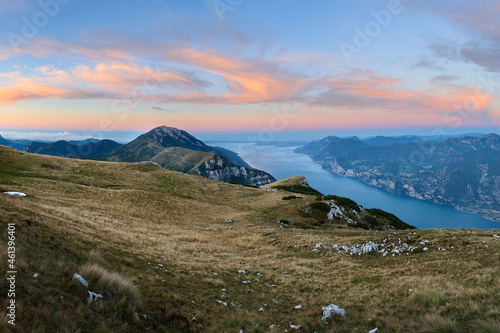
[0,83,108,105]
[304,69,495,114]
[70,63,208,91]
[163,47,305,104]
[0,38,495,121]
[0,83,67,105]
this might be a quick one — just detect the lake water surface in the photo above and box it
[215,142,500,230]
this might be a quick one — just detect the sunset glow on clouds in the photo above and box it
[0,0,498,136]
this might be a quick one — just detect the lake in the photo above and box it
[214,142,500,230]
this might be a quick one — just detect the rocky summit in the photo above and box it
[143,125,211,152]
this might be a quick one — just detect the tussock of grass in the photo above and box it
[413,290,448,308]
[80,263,140,307]
[421,315,460,333]
[477,320,500,333]
[87,249,108,267]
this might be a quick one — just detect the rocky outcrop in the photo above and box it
[200,155,276,186]
[322,304,346,323]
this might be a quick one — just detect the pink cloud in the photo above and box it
[70,63,209,91]
[303,69,494,114]
[0,36,495,120]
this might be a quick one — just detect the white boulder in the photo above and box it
[87,291,103,304]
[361,241,378,253]
[322,304,346,323]
[72,273,89,288]
[134,161,161,167]
[4,191,27,197]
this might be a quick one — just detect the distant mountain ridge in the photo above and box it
[0,134,31,150]
[68,138,101,146]
[0,134,10,146]
[23,126,276,186]
[27,139,121,158]
[296,134,500,222]
[105,126,275,186]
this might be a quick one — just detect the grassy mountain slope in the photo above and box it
[146,147,216,173]
[264,177,415,230]
[0,146,499,332]
[211,146,252,169]
[265,175,310,188]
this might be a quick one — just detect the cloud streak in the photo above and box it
[151,106,174,113]
[0,35,494,119]
[412,0,500,73]
[0,131,91,141]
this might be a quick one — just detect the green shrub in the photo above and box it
[349,222,370,230]
[367,208,416,229]
[310,202,330,211]
[282,195,299,200]
[273,185,322,196]
[364,215,378,225]
[324,195,360,212]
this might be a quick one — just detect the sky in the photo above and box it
[0,0,499,141]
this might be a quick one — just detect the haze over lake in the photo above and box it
[215,142,500,230]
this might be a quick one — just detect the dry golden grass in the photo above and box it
[263,175,308,188]
[80,263,140,306]
[0,146,499,332]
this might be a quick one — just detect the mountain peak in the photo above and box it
[150,125,180,134]
[143,125,210,151]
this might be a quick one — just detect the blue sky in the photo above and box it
[0,0,499,141]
